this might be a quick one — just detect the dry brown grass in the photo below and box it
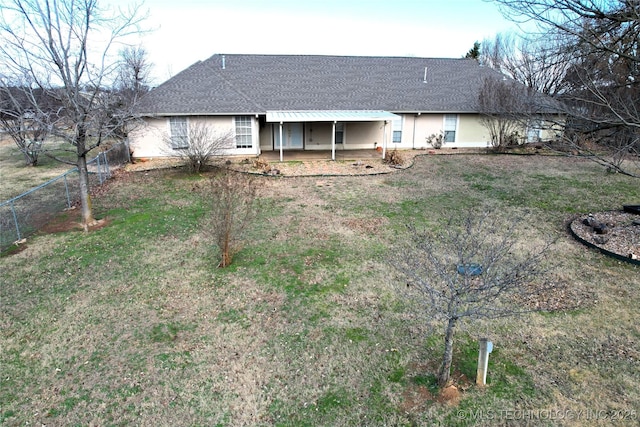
[0,136,72,200]
[1,154,639,426]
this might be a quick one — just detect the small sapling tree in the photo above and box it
[394,209,561,387]
[206,168,259,268]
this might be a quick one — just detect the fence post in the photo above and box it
[125,138,131,163]
[63,173,72,208]
[102,151,111,180]
[10,200,21,242]
[96,154,103,184]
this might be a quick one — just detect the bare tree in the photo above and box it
[113,45,152,138]
[394,209,560,387]
[493,0,640,177]
[480,31,573,96]
[0,83,56,166]
[163,122,233,173]
[477,76,553,149]
[205,169,259,268]
[0,0,146,229]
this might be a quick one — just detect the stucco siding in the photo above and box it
[128,118,167,158]
[345,122,385,150]
[413,114,444,149]
[456,115,491,147]
[304,123,333,150]
[130,116,260,158]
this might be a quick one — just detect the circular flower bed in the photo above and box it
[569,210,640,265]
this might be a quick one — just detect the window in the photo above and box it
[444,114,457,143]
[392,117,403,143]
[235,116,253,148]
[169,117,188,149]
[335,122,344,144]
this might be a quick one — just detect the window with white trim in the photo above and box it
[235,116,253,148]
[443,114,457,143]
[169,117,188,149]
[392,117,403,143]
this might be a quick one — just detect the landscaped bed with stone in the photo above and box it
[570,208,640,263]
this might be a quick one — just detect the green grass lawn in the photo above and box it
[1,154,639,426]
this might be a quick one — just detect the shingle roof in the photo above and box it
[136,54,507,116]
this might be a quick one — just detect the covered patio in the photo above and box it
[258,149,382,162]
[265,110,400,161]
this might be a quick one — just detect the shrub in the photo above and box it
[384,149,405,166]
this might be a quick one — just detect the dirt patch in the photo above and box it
[3,214,111,257]
[39,208,110,234]
[125,153,428,176]
[400,385,434,414]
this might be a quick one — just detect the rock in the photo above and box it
[593,223,608,234]
[594,235,610,245]
[583,216,598,227]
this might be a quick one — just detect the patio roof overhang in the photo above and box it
[266,110,400,123]
[266,110,399,162]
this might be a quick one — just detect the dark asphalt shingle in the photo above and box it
[136,54,506,116]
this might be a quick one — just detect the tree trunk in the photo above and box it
[218,226,232,268]
[77,153,95,231]
[438,317,457,387]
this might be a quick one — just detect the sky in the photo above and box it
[113,0,519,84]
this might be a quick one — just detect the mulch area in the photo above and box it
[569,211,640,262]
[124,154,415,176]
[123,148,484,176]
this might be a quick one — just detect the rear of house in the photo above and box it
[130,54,556,159]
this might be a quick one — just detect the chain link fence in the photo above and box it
[0,139,130,251]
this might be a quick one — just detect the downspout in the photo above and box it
[255,115,260,156]
[331,121,336,161]
[382,121,388,159]
[279,122,284,162]
[413,112,420,150]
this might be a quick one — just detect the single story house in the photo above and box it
[130,54,557,160]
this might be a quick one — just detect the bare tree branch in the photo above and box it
[0,0,148,227]
[162,121,234,173]
[491,0,640,177]
[393,209,563,387]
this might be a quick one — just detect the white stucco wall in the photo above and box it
[130,112,550,157]
[386,114,491,149]
[129,116,260,158]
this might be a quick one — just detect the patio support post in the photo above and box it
[331,120,336,161]
[382,121,388,159]
[279,121,284,162]
[254,116,261,156]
